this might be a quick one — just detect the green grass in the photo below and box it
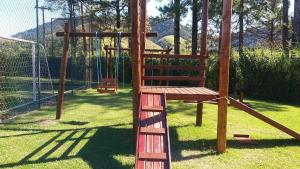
[0,87,299,169]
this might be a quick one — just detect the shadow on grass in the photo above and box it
[0,123,134,169]
[0,123,299,168]
[62,90,132,112]
[167,101,200,117]
[169,127,300,162]
[243,101,288,112]
[61,121,89,126]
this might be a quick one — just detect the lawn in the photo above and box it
[0,87,299,169]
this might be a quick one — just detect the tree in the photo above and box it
[282,0,289,56]
[294,0,300,44]
[238,0,244,56]
[252,0,282,47]
[192,0,200,55]
[159,0,188,54]
[174,0,181,54]
[208,0,223,52]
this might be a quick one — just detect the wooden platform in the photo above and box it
[142,86,219,101]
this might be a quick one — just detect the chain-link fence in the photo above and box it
[0,0,89,118]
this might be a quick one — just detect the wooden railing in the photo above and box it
[142,65,199,71]
[143,54,200,59]
[142,53,202,84]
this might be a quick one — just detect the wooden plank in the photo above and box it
[137,94,147,169]
[140,127,166,135]
[142,76,202,81]
[217,0,233,153]
[229,97,300,140]
[56,32,158,37]
[56,22,70,120]
[143,65,199,71]
[144,54,200,59]
[233,134,250,138]
[153,94,163,168]
[165,93,172,169]
[146,94,154,168]
[139,152,167,160]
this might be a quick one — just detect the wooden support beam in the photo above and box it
[217,0,233,153]
[131,0,141,133]
[229,97,300,140]
[56,32,157,37]
[196,0,209,127]
[56,22,70,120]
[140,0,147,86]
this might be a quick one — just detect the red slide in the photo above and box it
[135,92,172,169]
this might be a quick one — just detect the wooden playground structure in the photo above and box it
[55,0,300,168]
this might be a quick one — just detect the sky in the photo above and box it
[0,0,296,37]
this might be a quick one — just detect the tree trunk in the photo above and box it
[269,19,275,46]
[80,2,88,86]
[218,21,222,54]
[174,0,180,54]
[192,0,199,55]
[80,2,87,54]
[127,0,131,48]
[282,0,289,56]
[116,0,121,29]
[294,0,300,44]
[238,0,244,56]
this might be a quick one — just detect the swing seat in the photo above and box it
[97,78,118,94]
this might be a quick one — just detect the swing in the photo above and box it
[95,32,121,94]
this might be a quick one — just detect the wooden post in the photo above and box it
[196,0,209,126]
[140,0,146,86]
[217,0,233,153]
[56,22,70,120]
[131,0,141,132]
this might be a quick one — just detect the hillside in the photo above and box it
[13,18,192,50]
[150,19,192,40]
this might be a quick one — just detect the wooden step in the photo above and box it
[140,127,166,135]
[142,106,164,112]
[139,152,167,161]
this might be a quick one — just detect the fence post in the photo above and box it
[32,44,37,102]
[35,0,41,108]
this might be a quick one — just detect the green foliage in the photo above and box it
[237,48,300,103]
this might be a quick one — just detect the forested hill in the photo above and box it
[13,18,192,47]
[150,19,192,40]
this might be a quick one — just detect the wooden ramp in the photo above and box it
[229,97,300,140]
[135,92,171,169]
